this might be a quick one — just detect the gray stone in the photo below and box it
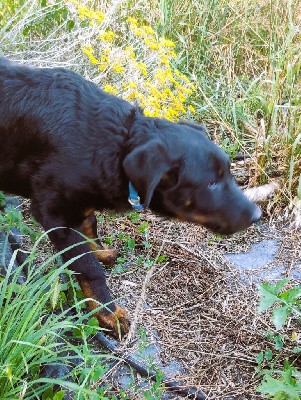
[135,342,161,365]
[163,360,185,376]
[225,238,301,284]
[225,239,279,270]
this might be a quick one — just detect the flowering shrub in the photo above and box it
[68,2,195,121]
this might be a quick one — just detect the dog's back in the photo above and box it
[0,57,134,199]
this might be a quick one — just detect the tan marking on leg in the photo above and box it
[78,278,129,338]
[81,214,118,265]
[81,218,96,240]
[83,207,95,218]
[95,249,118,266]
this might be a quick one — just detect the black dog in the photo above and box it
[0,58,261,336]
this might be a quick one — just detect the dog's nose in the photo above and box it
[250,205,262,223]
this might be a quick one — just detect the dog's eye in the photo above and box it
[209,181,217,188]
[184,199,193,208]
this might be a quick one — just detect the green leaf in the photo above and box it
[280,286,301,303]
[258,285,279,312]
[272,306,290,330]
[126,237,135,250]
[67,19,75,32]
[84,317,99,336]
[53,391,65,400]
[265,348,273,361]
[297,174,301,200]
[292,347,301,354]
[257,375,301,398]
[256,351,264,364]
[261,279,289,296]
[274,334,285,350]
[91,364,107,382]
[0,192,6,207]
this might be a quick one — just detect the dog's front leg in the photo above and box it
[81,209,118,266]
[31,206,129,338]
[52,227,129,338]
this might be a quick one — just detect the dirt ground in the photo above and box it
[104,210,300,399]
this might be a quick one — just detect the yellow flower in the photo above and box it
[78,5,92,20]
[159,38,175,48]
[177,91,186,102]
[175,69,190,83]
[124,91,138,101]
[81,46,99,65]
[147,96,160,108]
[94,10,105,23]
[135,62,148,76]
[112,63,124,74]
[167,50,177,59]
[104,84,118,95]
[81,45,93,53]
[146,109,160,118]
[124,81,138,90]
[130,25,144,37]
[125,46,135,59]
[188,105,196,114]
[76,9,193,120]
[127,17,138,25]
[100,54,109,63]
[77,5,104,23]
[154,69,166,83]
[145,38,160,50]
[164,107,179,121]
[159,54,170,65]
[142,25,156,35]
[99,30,116,42]
[98,63,107,72]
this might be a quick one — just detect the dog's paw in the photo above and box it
[96,304,130,338]
[95,248,118,266]
[78,277,128,338]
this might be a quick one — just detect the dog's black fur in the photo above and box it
[0,58,261,336]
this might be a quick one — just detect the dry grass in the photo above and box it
[97,210,300,399]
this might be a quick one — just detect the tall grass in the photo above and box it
[0,233,113,399]
[151,0,301,199]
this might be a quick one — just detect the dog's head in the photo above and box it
[123,118,261,235]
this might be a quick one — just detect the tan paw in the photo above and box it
[95,304,130,338]
[95,248,118,266]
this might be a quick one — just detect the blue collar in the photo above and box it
[128,182,144,211]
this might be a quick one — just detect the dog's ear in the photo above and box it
[123,140,172,208]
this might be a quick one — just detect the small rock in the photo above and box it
[121,280,138,287]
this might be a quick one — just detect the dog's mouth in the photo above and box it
[203,222,223,233]
[179,215,245,235]
[202,221,235,235]
[175,213,226,234]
